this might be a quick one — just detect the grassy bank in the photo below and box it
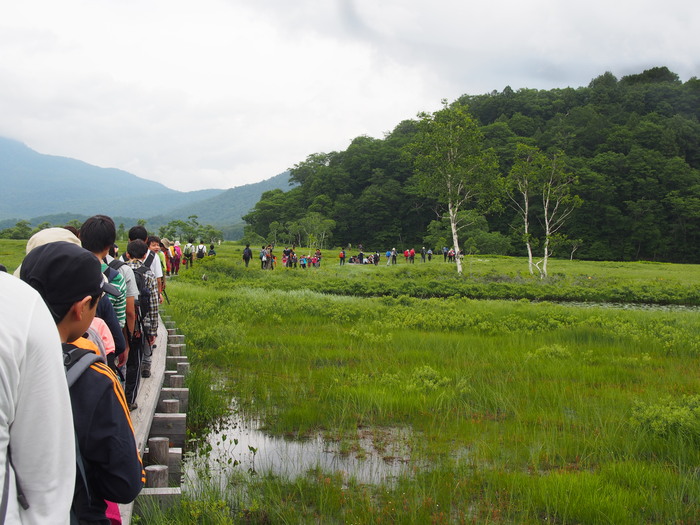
[178,245,700,305]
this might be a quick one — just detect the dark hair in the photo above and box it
[146,235,161,246]
[127,239,148,259]
[128,225,148,242]
[80,215,116,253]
[64,225,79,236]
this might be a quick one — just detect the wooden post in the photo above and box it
[166,355,188,371]
[176,361,190,376]
[167,343,186,356]
[167,334,185,345]
[164,370,177,387]
[145,465,168,488]
[148,437,170,466]
[161,399,180,413]
[169,375,184,388]
[158,388,189,412]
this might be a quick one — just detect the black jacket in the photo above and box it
[65,342,144,523]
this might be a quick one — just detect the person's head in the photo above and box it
[128,225,148,242]
[127,239,149,261]
[146,235,161,252]
[79,215,117,255]
[210,244,214,250]
[188,238,194,244]
[19,241,120,341]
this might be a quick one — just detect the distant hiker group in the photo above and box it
[253,244,324,270]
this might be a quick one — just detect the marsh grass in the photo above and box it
[154,257,700,524]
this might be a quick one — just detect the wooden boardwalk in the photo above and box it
[119,317,185,524]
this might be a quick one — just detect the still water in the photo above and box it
[185,401,414,487]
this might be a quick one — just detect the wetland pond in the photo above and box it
[184,301,699,488]
[184,400,417,488]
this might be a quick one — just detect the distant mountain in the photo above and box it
[0,137,223,220]
[150,171,294,226]
[0,137,292,238]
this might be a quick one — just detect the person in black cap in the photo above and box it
[20,241,144,524]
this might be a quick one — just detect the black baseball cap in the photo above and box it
[20,241,121,321]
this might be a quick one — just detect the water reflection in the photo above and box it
[185,402,413,487]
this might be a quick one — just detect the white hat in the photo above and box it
[14,227,81,277]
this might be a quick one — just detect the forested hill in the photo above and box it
[244,67,700,263]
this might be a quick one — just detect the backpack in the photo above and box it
[84,326,109,363]
[132,265,152,326]
[63,344,102,525]
[183,244,193,256]
[107,258,126,271]
[196,245,205,259]
[144,250,155,269]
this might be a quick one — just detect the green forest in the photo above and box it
[243,67,700,263]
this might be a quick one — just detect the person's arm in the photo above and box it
[11,294,75,523]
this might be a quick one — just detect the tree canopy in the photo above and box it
[244,67,700,263]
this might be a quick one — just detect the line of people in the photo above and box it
[0,215,170,524]
[253,245,324,269]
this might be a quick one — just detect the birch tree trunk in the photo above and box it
[448,202,463,275]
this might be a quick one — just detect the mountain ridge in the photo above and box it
[0,137,291,237]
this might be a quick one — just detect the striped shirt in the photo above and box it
[101,262,127,327]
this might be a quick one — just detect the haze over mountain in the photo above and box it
[0,137,291,235]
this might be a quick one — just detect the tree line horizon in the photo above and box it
[242,66,700,266]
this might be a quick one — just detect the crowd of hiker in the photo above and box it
[0,214,195,524]
[252,245,325,270]
[239,243,464,269]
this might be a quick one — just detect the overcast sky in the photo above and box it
[1,0,698,192]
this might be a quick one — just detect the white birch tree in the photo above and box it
[412,101,500,275]
[507,144,581,278]
[506,144,540,275]
[539,152,581,277]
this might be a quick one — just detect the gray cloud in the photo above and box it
[0,0,698,191]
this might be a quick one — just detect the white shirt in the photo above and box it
[0,273,75,524]
[148,250,163,280]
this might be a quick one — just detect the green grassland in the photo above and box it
[145,244,699,524]
[3,241,698,523]
[0,239,28,273]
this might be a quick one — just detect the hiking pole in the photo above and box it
[162,288,171,304]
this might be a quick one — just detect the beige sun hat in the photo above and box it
[13,227,81,277]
